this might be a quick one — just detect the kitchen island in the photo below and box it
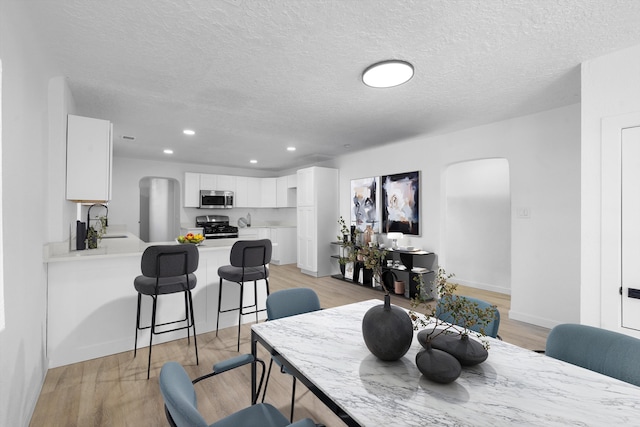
[44,232,270,368]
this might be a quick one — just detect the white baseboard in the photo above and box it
[451,277,511,295]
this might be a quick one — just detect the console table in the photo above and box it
[330,242,436,299]
[382,249,436,299]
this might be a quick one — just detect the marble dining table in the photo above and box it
[251,299,640,426]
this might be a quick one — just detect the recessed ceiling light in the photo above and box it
[287,146,296,152]
[183,129,195,136]
[250,159,258,164]
[362,60,414,88]
[164,149,174,154]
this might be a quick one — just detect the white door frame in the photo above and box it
[601,111,640,338]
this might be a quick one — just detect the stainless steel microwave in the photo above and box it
[199,190,234,209]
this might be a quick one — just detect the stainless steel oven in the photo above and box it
[195,215,238,239]
[199,190,233,209]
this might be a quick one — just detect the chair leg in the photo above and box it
[187,289,199,365]
[134,293,141,357]
[147,295,158,379]
[290,376,297,422]
[237,283,244,351]
[184,291,190,344]
[253,280,259,324]
[261,358,275,403]
[216,278,223,337]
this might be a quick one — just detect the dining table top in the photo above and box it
[251,299,640,426]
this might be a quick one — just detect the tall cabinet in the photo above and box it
[297,166,338,277]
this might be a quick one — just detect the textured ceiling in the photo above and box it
[20,0,640,171]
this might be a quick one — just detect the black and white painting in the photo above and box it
[382,171,420,235]
[351,176,380,232]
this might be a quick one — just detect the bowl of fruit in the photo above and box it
[177,233,205,245]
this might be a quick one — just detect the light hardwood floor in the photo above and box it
[30,264,549,427]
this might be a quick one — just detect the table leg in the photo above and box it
[251,329,257,404]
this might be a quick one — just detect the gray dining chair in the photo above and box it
[261,288,322,421]
[216,239,272,351]
[159,360,319,427]
[134,244,199,379]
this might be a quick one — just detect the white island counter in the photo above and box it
[44,233,269,368]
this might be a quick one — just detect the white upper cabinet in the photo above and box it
[184,172,200,207]
[216,175,236,192]
[296,168,315,206]
[66,114,113,202]
[184,172,292,208]
[199,174,217,190]
[261,177,277,208]
[277,174,297,207]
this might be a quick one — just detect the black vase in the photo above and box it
[415,344,462,384]
[362,294,413,361]
[418,330,488,366]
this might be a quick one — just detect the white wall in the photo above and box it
[581,43,640,339]
[332,104,581,329]
[445,158,511,294]
[0,1,55,425]
[47,77,77,243]
[110,157,296,238]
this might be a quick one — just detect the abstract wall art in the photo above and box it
[382,171,420,235]
[350,176,380,232]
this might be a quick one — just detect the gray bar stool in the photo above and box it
[134,244,199,379]
[216,239,272,351]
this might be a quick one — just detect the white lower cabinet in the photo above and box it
[271,227,297,265]
[238,227,296,265]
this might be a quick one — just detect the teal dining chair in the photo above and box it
[436,295,501,339]
[261,288,322,421]
[545,323,640,387]
[159,360,320,427]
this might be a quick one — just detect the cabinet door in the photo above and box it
[276,176,288,207]
[246,177,261,207]
[216,175,236,192]
[261,178,277,208]
[297,207,316,271]
[296,168,315,206]
[273,227,297,265]
[199,174,217,190]
[66,114,112,202]
[184,173,200,207]
[235,176,248,207]
[287,174,297,189]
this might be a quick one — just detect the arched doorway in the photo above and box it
[444,158,511,294]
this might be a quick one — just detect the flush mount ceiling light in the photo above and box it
[163,149,173,154]
[250,159,258,164]
[183,129,195,136]
[362,60,414,88]
[287,146,296,152]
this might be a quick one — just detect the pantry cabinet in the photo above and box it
[296,167,338,277]
[66,114,113,202]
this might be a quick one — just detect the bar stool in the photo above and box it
[216,239,272,351]
[134,244,199,379]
